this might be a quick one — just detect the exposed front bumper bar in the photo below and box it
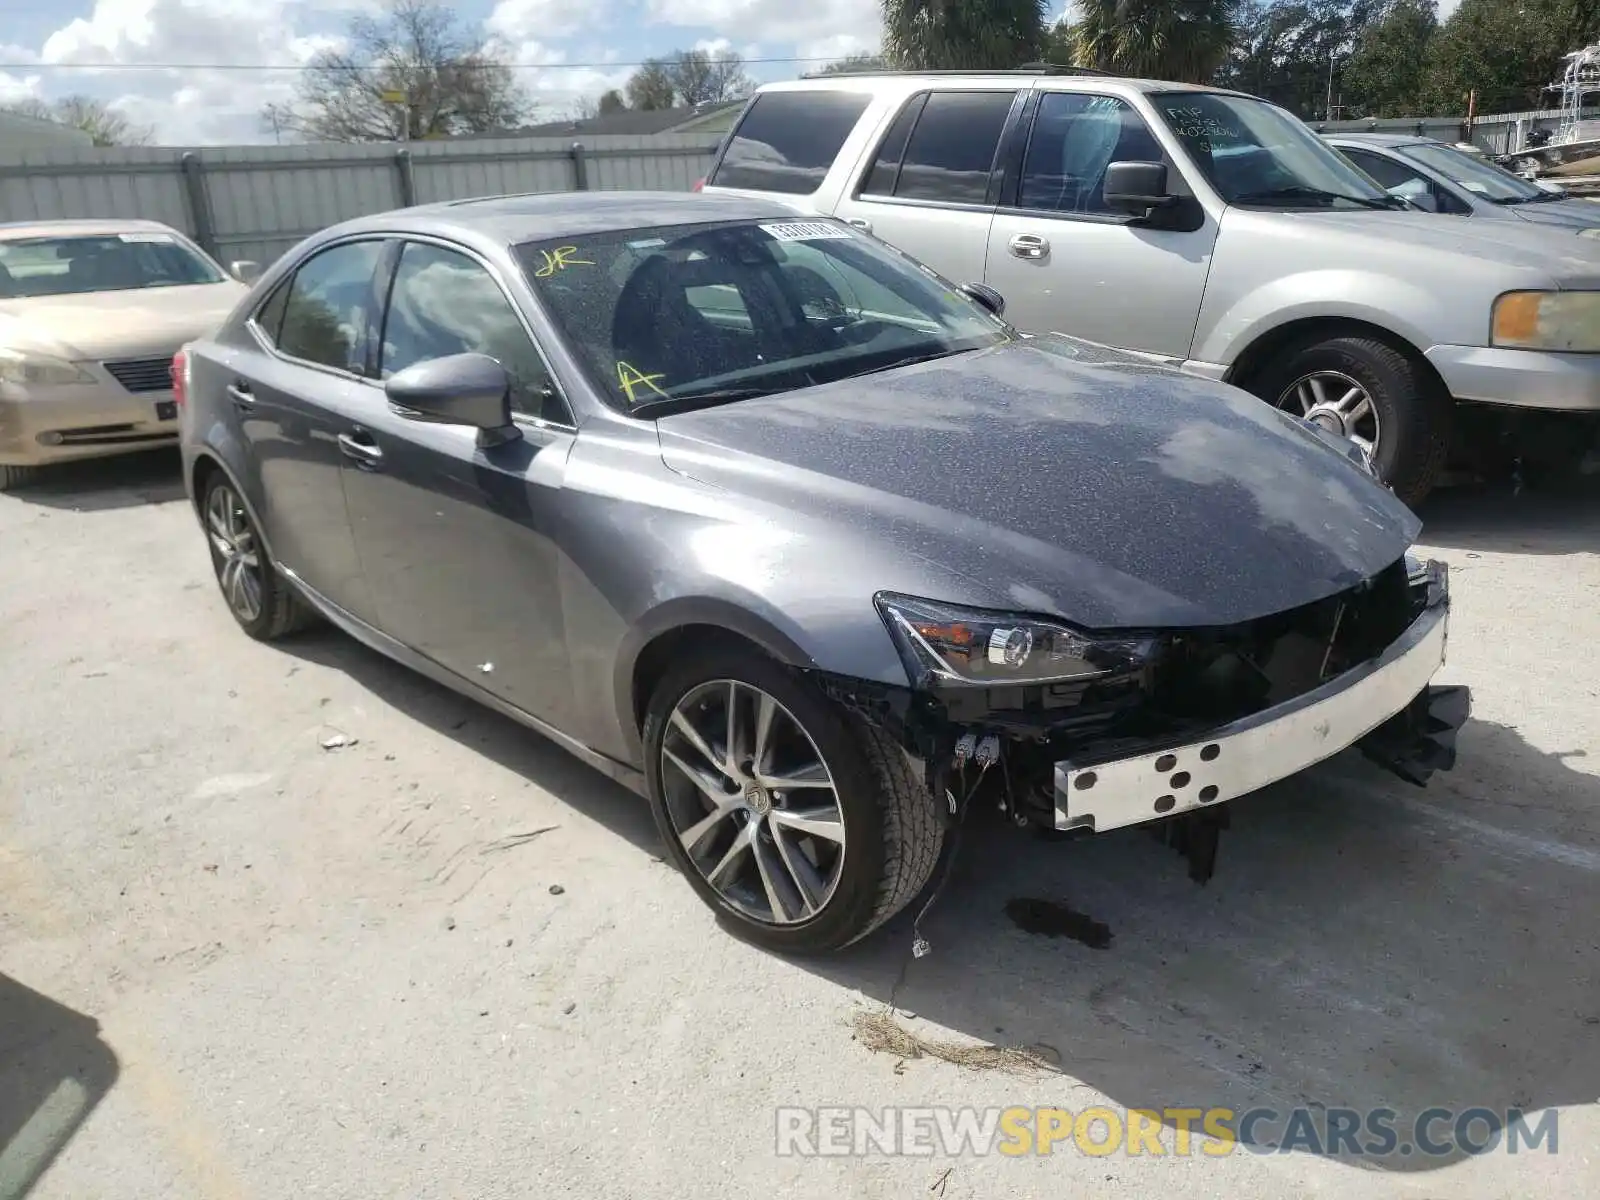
[1052,595,1454,833]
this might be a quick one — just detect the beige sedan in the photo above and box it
[0,218,249,490]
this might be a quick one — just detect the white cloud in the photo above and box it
[648,0,881,65]
[487,0,604,43]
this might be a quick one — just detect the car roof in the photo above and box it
[764,72,1257,100]
[0,217,181,242]
[327,190,806,245]
[1323,132,1434,148]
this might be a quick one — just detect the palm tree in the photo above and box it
[881,0,1051,71]
[1074,0,1239,83]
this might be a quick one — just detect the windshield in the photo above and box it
[0,231,224,299]
[1151,92,1396,209]
[516,218,1012,415]
[1396,142,1548,204]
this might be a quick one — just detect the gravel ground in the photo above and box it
[2,449,1597,1199]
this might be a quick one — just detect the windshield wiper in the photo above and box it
[851,347,970,378]
[630,385,782,418]
[1233,186,1402,210]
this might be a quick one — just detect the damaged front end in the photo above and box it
[818,552,1469,883]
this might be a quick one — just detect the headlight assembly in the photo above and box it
[874,592,1156,689]
[1491,290,1600,352]
[0,348,97,387]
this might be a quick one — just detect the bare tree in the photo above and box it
[625,59,677,110]
[267,0,529,142]
[815,53,888,74]
[2,95,154,146]
[665,48,755,106]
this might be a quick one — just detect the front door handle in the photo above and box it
[845,217,872,232]
[226,381,255,408]
[337,431,383,469]
[1008,233,1049,260]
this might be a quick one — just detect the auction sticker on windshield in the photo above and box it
[118,232,175,243]
[759,221,854,242]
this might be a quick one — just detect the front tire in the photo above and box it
[1251,334,1452,507]
[642,647,943,954]
[201,474,315,641]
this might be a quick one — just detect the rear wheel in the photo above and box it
[642,647,943,954]
[1251,334,1452,506]
[0,464,40,492]
[201,474,315,641]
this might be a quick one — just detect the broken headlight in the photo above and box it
[875,592,1157,689]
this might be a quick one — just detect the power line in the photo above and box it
[0,54,844,73]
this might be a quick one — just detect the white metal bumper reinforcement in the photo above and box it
[1052,599,1450,833]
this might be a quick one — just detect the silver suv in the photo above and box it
[702,68,1600,503]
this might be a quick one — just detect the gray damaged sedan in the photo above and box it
[176,192,1468,953]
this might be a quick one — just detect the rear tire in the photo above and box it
[200,473,316,641]
[0,464,40,492]
[1250,334,1452,507]
[642,646,943,955]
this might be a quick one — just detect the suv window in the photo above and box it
[1017,92,1166,214]
[380,241,567,423]
[711,91,871,195]
[867,90,1015,205]
[277,240,384,373]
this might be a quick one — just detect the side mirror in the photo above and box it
[960,282,1006,318]
[1103,161,1180,215]
[229,260,260,283]
[385,352,521,447]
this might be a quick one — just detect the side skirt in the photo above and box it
[282,568,649,798]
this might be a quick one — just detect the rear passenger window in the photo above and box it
[277,240,384,373]
[861,95,925,196]
[710,91,871,195]
[872,91,1015,206]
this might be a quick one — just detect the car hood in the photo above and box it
[655,339,1421,630]
[1507,197,1600,229]
[0,281,246,361]
[1236,207,1600,280]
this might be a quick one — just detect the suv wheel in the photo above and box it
[1252,334,1451,506]
[0,464,40,492]
[201,474,316,640]
[642,647,943,954]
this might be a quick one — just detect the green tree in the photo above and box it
[626,59,678,110]
[881,0,1049,70]
[2,95,154,146]
[1074,0,1241,82]
[1421,0,1600,116]
[1343,0,1437,116]
[1219,1,1381,118]
[597,89,626,115]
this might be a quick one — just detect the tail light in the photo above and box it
[691,177,705,192]
[171,348,189,409]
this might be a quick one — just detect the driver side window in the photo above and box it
[1018,93,1165,216]
[380,241,570,424]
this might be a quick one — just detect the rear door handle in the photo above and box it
[226,381,255,407]
[337,431,383,469]
[845,217,872,232]
[1009,233,1049,260]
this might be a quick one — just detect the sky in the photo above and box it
[1,0,1464,146]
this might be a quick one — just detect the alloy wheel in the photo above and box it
[1275,369,1382,460]
[206,483,263,624]
[659,679,847,926]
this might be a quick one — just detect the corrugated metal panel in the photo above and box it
[0,132,719,269]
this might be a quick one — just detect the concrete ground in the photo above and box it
[2,448,1597,1200]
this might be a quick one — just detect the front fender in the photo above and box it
[1193,269,1442,368]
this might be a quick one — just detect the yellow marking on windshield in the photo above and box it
[616,361,669,404]
[532,246,594,277]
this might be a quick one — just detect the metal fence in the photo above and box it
[1314,105,1600,155]
[0,133,720,269]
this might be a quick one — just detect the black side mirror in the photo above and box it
[960,282,1006,318]
[1103,160,1180,215]
[386,352,521,447]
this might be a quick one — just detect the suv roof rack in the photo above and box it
[799,63,1119,80]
